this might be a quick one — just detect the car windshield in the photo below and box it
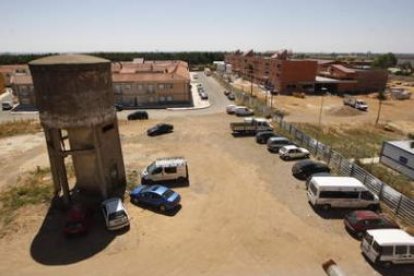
[162,190,175,199]
[109,210,126,220]
[147,162,157,173]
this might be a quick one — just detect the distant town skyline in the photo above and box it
[1,0,414,53]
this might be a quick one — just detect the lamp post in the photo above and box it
[375,90,385,126]
[318,87,327,130]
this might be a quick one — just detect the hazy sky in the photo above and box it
[1,0,414,53]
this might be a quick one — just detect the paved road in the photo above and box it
[0,72,231,123]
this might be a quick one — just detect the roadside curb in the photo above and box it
[166,102,211,111]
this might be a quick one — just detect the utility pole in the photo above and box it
[318,93,325,130]
[375,96,383,126]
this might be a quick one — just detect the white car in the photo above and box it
[234,106,254,117]
[279,145,310,160]
[101,197,130,231]
[226,104,239,114]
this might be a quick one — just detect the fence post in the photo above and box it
[395,195,403,216]
[377,181,384,199]
[350,162,355,177]
[338,155,343,175]
[327,147,333,166]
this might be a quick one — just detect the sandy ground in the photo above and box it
[233,79,414,133]
[1,114,412,275]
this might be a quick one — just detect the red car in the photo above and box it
[344,210,399,239]
[63,204,93,237]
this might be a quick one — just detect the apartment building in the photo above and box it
[225,50,388,94]
[5,58,191,109]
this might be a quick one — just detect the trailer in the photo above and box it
[343,94,368,111]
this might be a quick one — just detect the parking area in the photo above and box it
[3,111,413,275]
[0,74,413,275]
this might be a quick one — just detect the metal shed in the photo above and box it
[380,140,414,180]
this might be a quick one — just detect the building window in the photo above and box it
[148,84,155,92]
[159,96,166,102]
[137,84,143,91]
[166,83,173,89]
[399,156,408,165]
[167,96,173,102]
[158,84,165,90]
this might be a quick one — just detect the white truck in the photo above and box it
[230,118,273,135]
[343,94,368,111]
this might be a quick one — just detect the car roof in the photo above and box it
[268,136,288,141]
[102,197,125,213]
[367,229,414,246]
[155,157,186,167]
[351,210,380,220]
[295,160,325,168]
[144,185,168,195]
[281,145,298,150]
[311,176,364,188]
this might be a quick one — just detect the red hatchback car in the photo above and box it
[63,204,93,237]
[344,210,399,239]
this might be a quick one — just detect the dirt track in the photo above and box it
[2,113,413,275]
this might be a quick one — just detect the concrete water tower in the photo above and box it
[29,55,126,203]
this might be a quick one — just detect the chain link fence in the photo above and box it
[274,115,414,225]
[215,72,414,225]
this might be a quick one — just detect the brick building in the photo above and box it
[225,50,388,94]
[5,58,191,109]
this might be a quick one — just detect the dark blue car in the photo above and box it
[130,185,181,212]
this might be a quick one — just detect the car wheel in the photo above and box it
[159,205,166,212]
[381,261,392,268]
[305,154,310,159]
[131,197,139,204]
[285,156,290,160]
[321,204,331,211]
[368,204,379,211]
[356,231,364,239]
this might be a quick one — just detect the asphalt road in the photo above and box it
[0,72,231,123]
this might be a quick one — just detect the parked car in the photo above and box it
[361,229,414,267]
[307,176,379,211]
[279,145,310,160]
[127,110,148,120]
[291,160,330,180]
[141,157,189,184]
[200,92,209,100]
[230,118,273,135]
[147,123,174,136]
[2,101,13,111]
[256,131,278,144]
[224,90,231,96]
[63,204,92,237]
[227,93,236,101]
[101,198,130,231]
[267,137,295,153]
[305,172,331,188]
[130,185,181,212]
[226,104,239,114]
[234,106,254,117]
[344,210,399,239]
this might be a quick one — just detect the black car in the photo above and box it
[147,123,174,136]
[292,160,330,180]
[127,111,149,120]
[256,131,278,144]
[114,104,124,111]
[227,93,235,101]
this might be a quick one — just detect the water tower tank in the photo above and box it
[29,55,126,202]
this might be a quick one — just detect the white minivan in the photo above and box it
[307,176,379,210]
[361,229,414,267]
[141,157,189,184]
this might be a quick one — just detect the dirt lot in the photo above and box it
[0,113,412,275]
[233,79,414,134]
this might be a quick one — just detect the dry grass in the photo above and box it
[0,119,41,138]
[0,166,53,236]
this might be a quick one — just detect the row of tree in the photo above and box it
[0,52,226,65]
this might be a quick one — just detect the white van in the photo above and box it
[307,176,379,210]
[141,157,188,184]
[361,229,414,267]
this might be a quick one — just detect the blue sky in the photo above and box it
[1,0,413,53]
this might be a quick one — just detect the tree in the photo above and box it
[372,53,397,69]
